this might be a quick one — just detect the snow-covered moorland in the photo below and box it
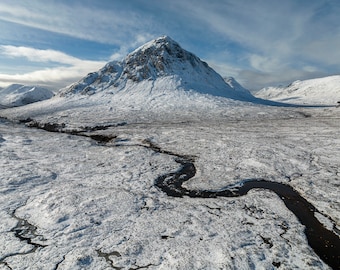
[0,36,339,269]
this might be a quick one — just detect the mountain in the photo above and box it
[60,36,255,102]
[255,75,340,105]
[0,84,54,108]
[0,37,293,123]
[224,77,253,100]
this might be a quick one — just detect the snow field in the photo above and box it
[1,107,339,269]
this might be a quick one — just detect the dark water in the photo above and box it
[155,159,340,270]
[0,117,10,124]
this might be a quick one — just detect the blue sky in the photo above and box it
[0,0,339,91]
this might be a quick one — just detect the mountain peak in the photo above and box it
[60,36,255,102]
[123,35,205,82]
[131,35,178,51]
[129,35,182,56]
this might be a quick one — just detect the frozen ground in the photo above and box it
[0,102,339,269]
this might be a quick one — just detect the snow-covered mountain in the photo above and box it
[0,84,54,108]
[255,75,340,105]
[0,37,295,124]
[60,36,255,102]
[224,77,253,100]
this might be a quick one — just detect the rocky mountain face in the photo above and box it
[60,36,254,101]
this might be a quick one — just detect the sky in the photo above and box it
[0,0,339,91]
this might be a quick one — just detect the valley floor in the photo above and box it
[0,105,339,269]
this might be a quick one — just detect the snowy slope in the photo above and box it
[60,36,255,102]
[0,84,54,107]
[255,75,340,105]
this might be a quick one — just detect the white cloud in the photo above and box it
[0,64,102,89]
[248,54,283,73]
[0,46,105,90]
[0,45,80,65]
[0,1,154,46]
[0,0,339,90]
[164,0,340,88]
[238,69,329,91]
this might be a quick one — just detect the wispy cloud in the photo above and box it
[238,68,330,91]
[0,1,154,46]
[1,45,80,65]
[0,0,339,90]
[0,46,105,89]
[163,0,340,89]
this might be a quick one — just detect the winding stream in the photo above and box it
[155,159,340,270]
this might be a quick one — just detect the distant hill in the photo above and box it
[0,84,54,108]
[255,75,340,105]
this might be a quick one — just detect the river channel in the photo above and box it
[155,159,340,270]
